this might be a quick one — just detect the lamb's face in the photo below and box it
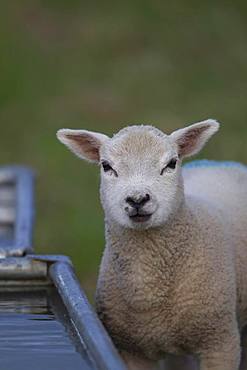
[57,119,219,230]
[100,127,183,229]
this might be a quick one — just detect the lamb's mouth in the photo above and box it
[129,213,152,223]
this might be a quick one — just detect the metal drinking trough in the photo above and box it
[0,165,126,370]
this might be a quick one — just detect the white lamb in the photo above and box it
[57,120,247,370]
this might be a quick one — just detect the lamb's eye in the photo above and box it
[101,161,118,177]
[167,158,177,169]
[160,158,177,175]
[102,161,112,172]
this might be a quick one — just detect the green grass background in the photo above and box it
[0,1,246,296]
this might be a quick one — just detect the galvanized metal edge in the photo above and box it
[0,166,35,257]
[49,261,127,370]
[0,257,47,280]
[14,166,34,254]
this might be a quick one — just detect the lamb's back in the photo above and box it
[183,161,247,211]
[183,160,247,325]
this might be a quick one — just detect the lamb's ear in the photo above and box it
[56,129,109,163]
[169,119,220,158]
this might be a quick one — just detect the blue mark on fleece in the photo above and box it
[183,160,247,170]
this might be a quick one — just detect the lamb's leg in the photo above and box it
[240,346,247,370]
[240,326,247,370]
[120,351,159,370]
[163,354,199,369]
[199,334,241,370]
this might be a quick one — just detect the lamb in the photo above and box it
[57,119,247,370]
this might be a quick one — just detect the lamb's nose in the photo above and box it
[126,194,150,209]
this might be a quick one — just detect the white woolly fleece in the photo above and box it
[57,120,246,370]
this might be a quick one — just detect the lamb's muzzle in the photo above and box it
[125,193,153,223]
[126,193,150,209]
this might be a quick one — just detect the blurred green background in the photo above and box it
[0,1,246,297]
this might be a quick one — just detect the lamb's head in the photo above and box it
[57,119,219,229]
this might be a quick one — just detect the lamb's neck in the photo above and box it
[103,201,196,310]
[105,199,195,265]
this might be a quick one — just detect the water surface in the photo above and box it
[0,289,95,370]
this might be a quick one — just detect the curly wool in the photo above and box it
[96,162,247,370]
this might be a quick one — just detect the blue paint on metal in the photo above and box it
[183,159,247,170]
